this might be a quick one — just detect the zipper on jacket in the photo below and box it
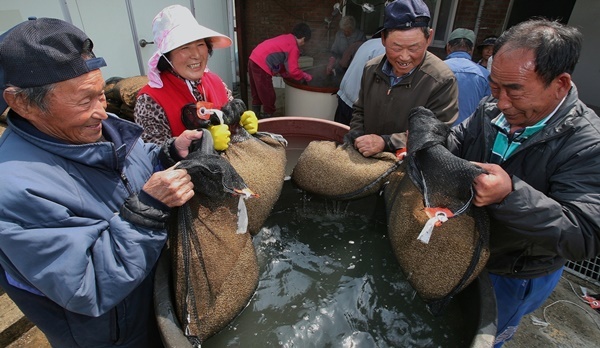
[120,172,134,196]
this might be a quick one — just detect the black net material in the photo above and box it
[406,106,486,214]
[220,98,247,125]
[175,131,251,208]
[169,128,259,343]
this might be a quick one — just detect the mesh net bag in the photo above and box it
[384,107,490,316]
[292,140,401,200]
[169,137,259,345]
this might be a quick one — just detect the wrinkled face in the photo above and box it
[26,69,108,144]
[481,45,494,60]
[489,47,569,131]
[382,28,433,77]
[168,39,209,81]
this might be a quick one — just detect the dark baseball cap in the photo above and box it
[382,0,431,29]
[0,17,106,114]
[0,19,33,114]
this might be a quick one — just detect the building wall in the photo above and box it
[239,0,339,68]
[237,0,598,109]
[238,0,513,66]
[569,0,600,108]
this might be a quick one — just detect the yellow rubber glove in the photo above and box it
[208,124,231,151]
[240,110,259,134]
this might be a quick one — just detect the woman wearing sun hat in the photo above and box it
[135,5,236,146]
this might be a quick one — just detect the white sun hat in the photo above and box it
[147,4,232,88]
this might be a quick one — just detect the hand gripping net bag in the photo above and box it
[292,139,402,200]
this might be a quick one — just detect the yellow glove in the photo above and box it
[208,124,231,151]
[240,110,259,134]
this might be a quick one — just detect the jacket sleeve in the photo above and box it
[285,43,305,81]
[0,193,168,317]
[487,149,600,261]
[349,67,369,135]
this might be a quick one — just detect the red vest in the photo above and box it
[138,71,229,136]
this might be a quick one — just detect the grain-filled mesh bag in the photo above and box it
[169,133,259,345]
[292,140,402,200]
[220,99,288,235]
[384,107,490,316]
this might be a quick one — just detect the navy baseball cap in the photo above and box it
[0,19,32,114]
[382,0,431,29]
[0,17,106,114]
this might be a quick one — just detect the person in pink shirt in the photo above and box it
[248,23,312,118]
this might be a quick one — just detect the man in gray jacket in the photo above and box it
[348,0,458,157]
[447,19,600,347]
[0,18,203,347]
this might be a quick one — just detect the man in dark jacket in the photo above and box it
[447,19,600,347]
[349,0,458,157]
[0,18,203,347]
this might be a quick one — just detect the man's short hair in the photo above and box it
[494,19,582,86]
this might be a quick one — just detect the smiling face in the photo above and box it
[382,27,433,77]
[167,39,209,81]
[489,47,571,132]
[10,69,108,144]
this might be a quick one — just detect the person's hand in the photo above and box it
[302,72,312,82]
[208,124,231,151]
[471,162,513,206]
[173,129,203,158]
[354,134,385,157]
[143,165,194,207]
[326,56,336,75]
[240,110,258,134]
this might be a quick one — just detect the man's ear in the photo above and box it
[3,89,43,120]
[554,72,572,98]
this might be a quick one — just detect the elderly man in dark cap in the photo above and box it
[347,0,458,157]
[0,18,203,347]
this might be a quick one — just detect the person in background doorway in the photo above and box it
[327,15,366,76]
[447,19,600,348]
[347,0,458,157]
[443,28,491,126]
[334,32,385,125]
[477,35,497,71]
[0,17,203,347]
[248,22,312,119]
[135,5,235,146]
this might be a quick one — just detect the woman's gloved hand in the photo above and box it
[208,124,231,151]
[302,72,313,82]
[326,56,336,75]
[240,110,259,134]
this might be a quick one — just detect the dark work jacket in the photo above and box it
[350,51,458,152]
[447,85,600,278]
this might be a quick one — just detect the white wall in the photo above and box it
[569,0,600,108]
